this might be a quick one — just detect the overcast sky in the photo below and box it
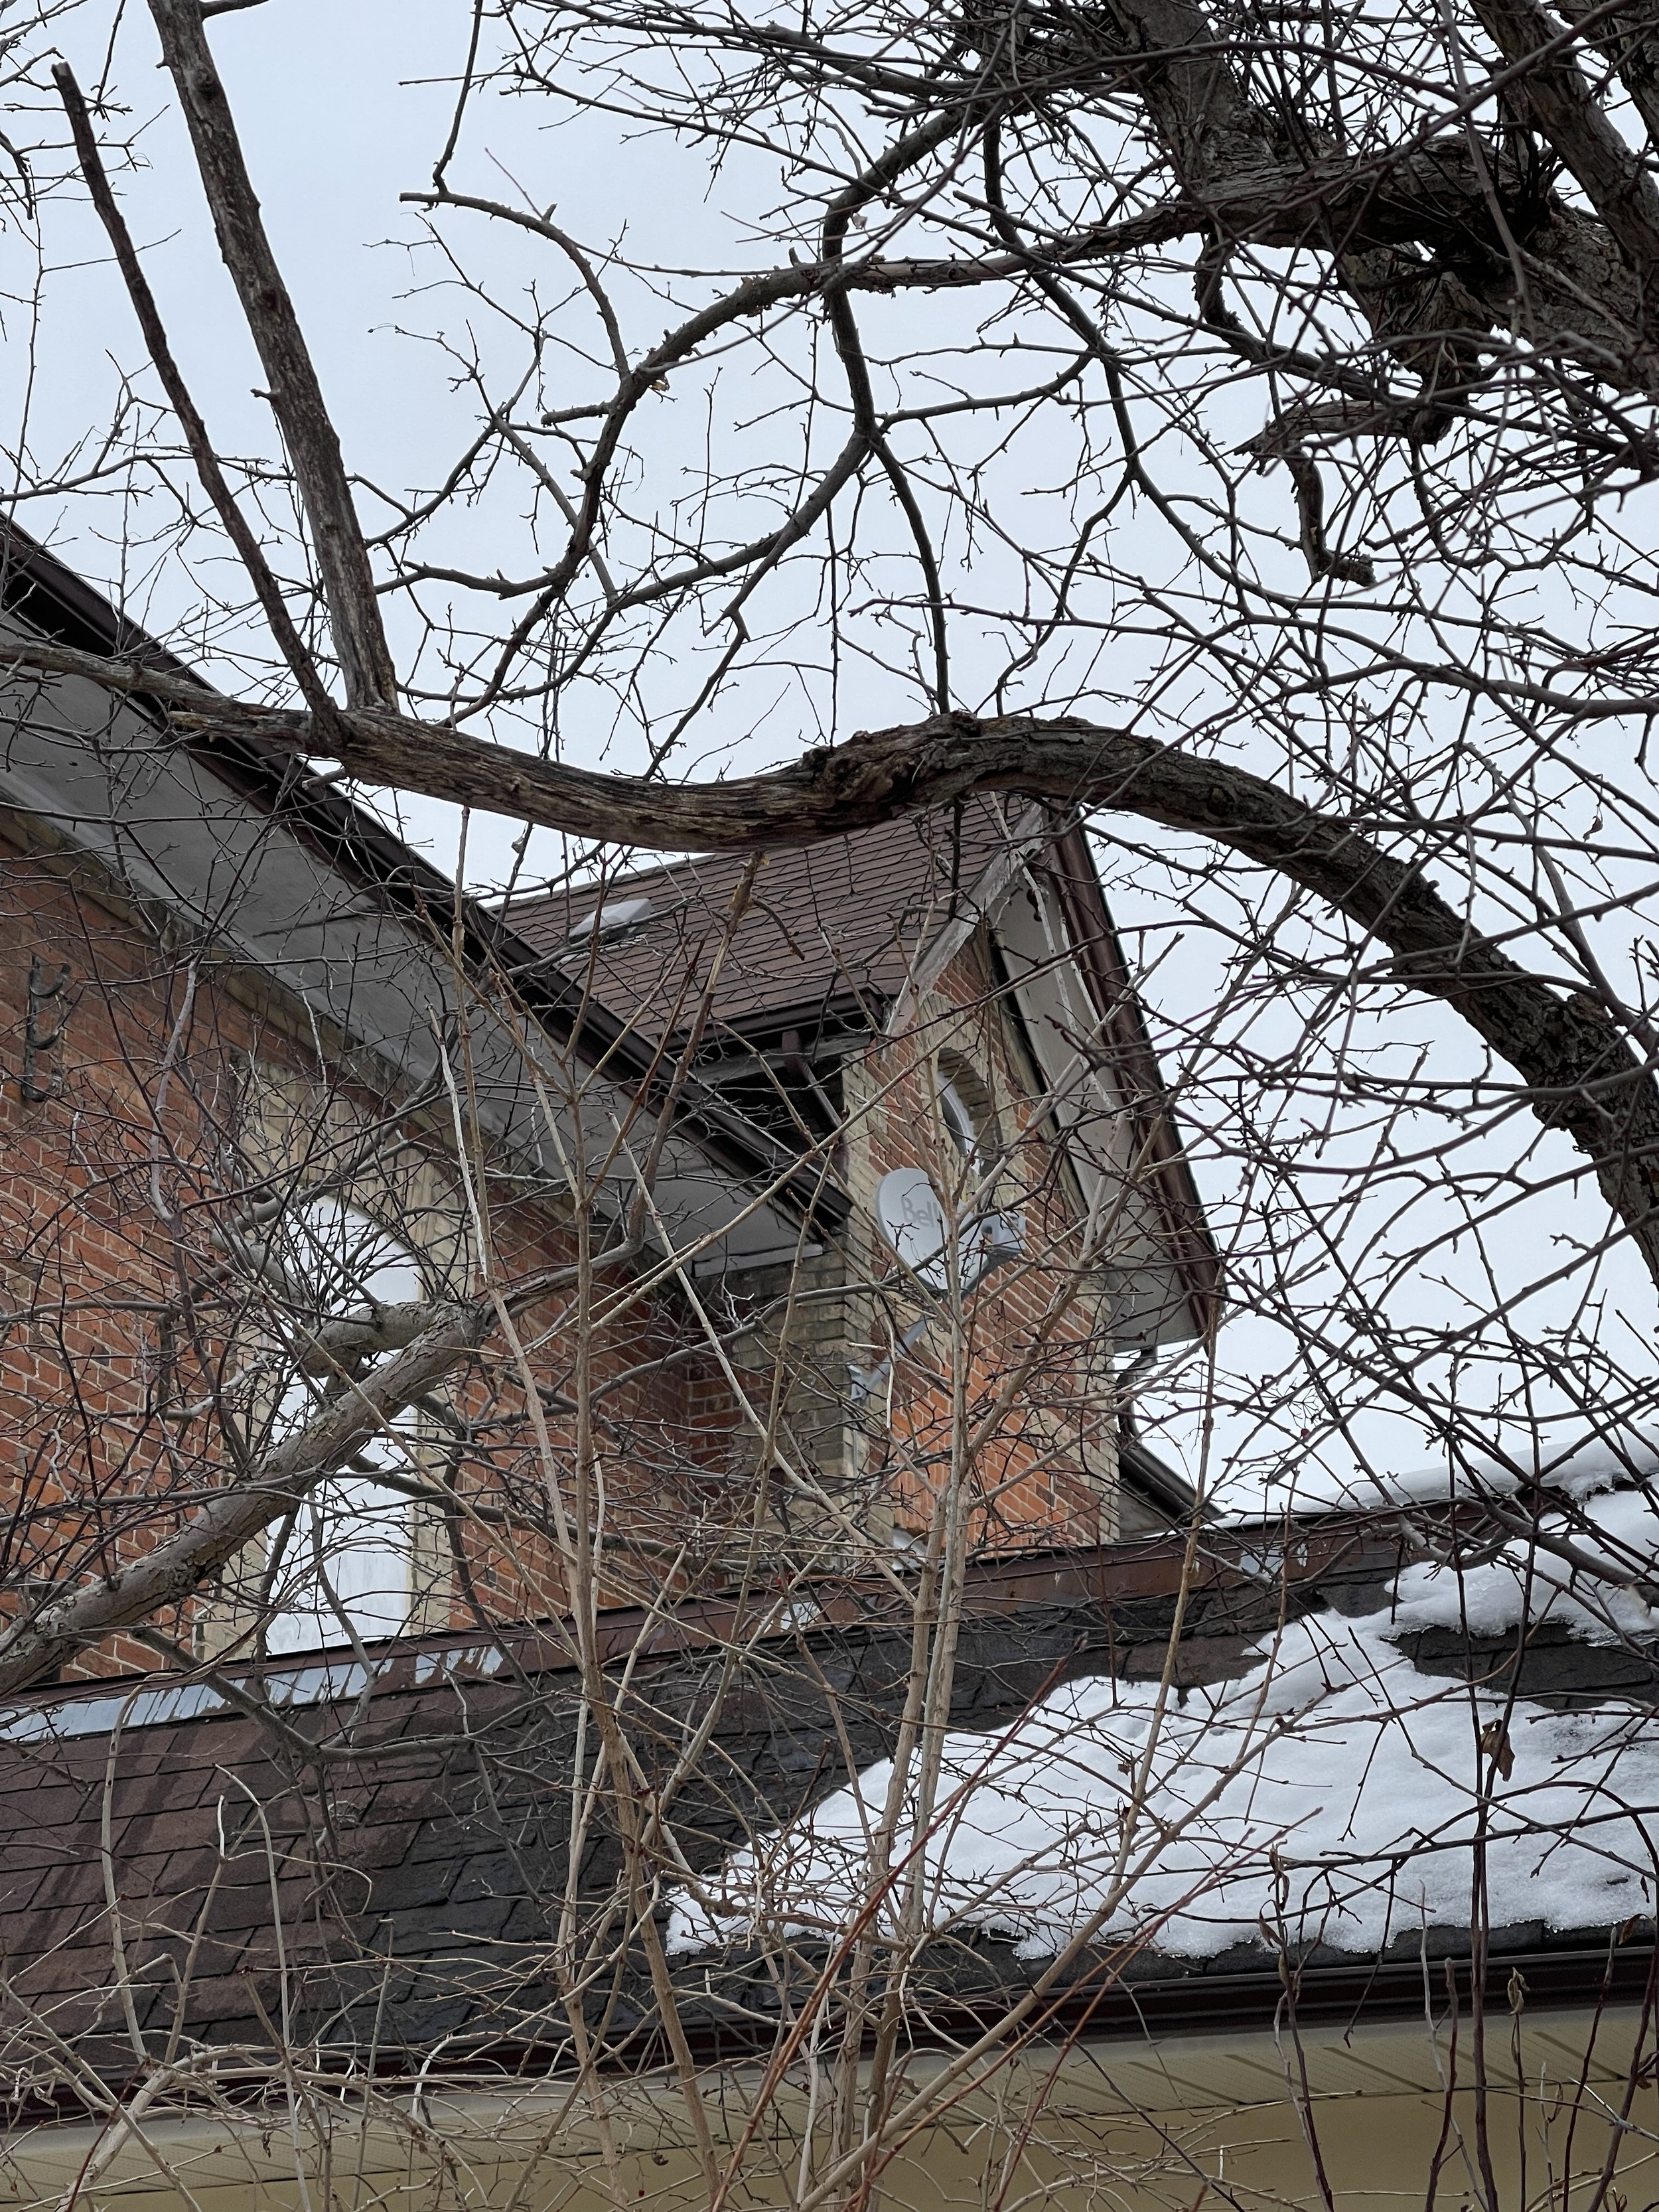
[7,0,1654,1506]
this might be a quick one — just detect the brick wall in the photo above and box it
[721,924,1125,1562]
[0,832,1142,1685]
[0,828,745,1675]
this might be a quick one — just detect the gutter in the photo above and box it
[647,1927,1659,2075]
[6,1934,1650,2132]
[0,1500,1488,1740]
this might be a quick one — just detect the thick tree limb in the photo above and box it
[147,0,397,709]
[1104,0,1283,200]
[1471,0,1659,336]
[1561,0,1659,152]
[228,696,1659,1295]
[53,64,342,733]
[0,1299,487,1698]
[1,611,1651,1290]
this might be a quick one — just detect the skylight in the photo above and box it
[567,894,654,942]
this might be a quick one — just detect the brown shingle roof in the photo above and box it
[501,804,1025,1037]
[2,1522,1653,2093]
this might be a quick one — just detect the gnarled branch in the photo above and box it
[147,0,397,709]
[175,688,1659,1299]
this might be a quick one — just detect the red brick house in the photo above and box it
[0,531,1216,1681]
[500,820,1218,1552]
[1,550,1651,2212]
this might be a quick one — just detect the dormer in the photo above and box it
[503,803,1219,1546]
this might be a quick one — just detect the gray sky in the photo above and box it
[8,0,1656,1507]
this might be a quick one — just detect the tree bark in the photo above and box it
[0,1301,486,1698]
[1471,0,1659,325]
[147,0,398,709]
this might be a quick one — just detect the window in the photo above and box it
[262,1198,425,1655]
[935,1054,997,1176]
[876,1051,1021,1297]
[938,1077,978,1164]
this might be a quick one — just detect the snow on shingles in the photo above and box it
[668,1603,1659,1963]
[1390,1484,1659,1645]
[1219,1432,1659,1522]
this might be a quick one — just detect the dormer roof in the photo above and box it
[503,804,1025,1038]
[504,804,1220,1344]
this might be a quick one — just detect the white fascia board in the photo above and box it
[989,863,1199,1347]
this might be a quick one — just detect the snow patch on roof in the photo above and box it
[668,1602,1659,1964]
[1386,1485,1659,1647]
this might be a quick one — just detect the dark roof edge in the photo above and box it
[38,1932,1644,2106]
[643,1927,1659,2078]
[5,1931,1647,2132]
[645,1928,1659,2078]
[1116,1424,1202,1521]
[0,529,841,1231]
[3,1501,1471,1733]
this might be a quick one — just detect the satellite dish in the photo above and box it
[875,1170,1024,1293]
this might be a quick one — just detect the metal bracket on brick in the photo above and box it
[20,952,70,1102]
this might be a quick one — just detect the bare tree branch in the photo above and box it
[145,0,397,708]
[52,64,342,732]
[0,1300,487,1698]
